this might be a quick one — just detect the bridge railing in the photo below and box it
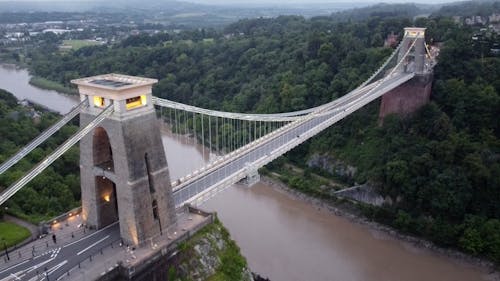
[173,35,420,206]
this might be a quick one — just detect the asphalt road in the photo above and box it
[0,223,120,281]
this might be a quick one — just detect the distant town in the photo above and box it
[2,11,499,57]
[0,16,177,48]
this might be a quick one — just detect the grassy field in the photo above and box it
[0,221,31,248]
[61,40,101,51]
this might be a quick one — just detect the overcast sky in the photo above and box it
[0,0,457,3]
[189,0,454,3]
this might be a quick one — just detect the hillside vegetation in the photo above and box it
[0,89,80,223]
[15,4,500,264]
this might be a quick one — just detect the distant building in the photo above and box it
[490,23,500,33]
[29,110,42,124]
[465,16,486,26]
[6,32,24,38]
[18,99,30,107]
[44,21,63,25]
[43,29,72,35]
[384,32,398,48]
[490,13,500,23]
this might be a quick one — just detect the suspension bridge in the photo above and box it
[0,27,435,281]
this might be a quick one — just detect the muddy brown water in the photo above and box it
[1,64,493,281]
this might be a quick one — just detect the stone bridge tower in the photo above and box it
[380,27,434,120]
[72,74,176,246]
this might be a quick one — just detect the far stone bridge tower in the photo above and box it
[72,74,176,246]
[380,27,434,119]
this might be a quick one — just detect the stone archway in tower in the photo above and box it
[95,176,119,227]
[92,127,118,227]
[93,127,114,171]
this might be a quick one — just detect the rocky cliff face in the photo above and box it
[168,219,254,281]
[334,184,390,206]
[307,153,357,182]
[307,154,392,206]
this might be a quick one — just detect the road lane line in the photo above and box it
[63,221,118,249]
[76,235,109,256]
[0,259,31,274]
[47,260,67,275]
[26,257,55,273]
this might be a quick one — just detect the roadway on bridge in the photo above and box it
[0,223,120,281]
[173,73,414,206]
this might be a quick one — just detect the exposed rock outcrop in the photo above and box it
[169,219,254,281]
[334,184,390,206]
[307,153,356,181]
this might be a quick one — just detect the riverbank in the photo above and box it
[29,76,78,95]
[1,61,495,281]
[260,175,500,280]
[0,65,79,114]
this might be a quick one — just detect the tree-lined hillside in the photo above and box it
[0,90,80,223]
[15,4,500,263]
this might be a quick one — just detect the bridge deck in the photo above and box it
[173,73,415,207]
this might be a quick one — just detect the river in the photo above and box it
[0,64,495,281]
[0,64,78,114]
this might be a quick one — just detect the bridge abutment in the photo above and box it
[379,72,433,120]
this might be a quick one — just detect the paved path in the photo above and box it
[4,215,38,241]
[0,220,120,281]
[0,209,211,281]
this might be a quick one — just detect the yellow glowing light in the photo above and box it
[104,195,111,202]
[125,95,147,110]
[93,96,105,107]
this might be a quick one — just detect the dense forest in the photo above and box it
[432,0,500,17]
[29,15,412,114]
[0,90,80,222]
[4,2,500,264]
[296,18,500,263]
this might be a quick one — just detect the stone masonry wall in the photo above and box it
[379,73,433,120]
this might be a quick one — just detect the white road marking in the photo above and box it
[26,257,55,273]
[63,221,118,249]
[0,259,30,274]
[9,273,22,280]
[47,260,67,275]
[76,235,109,256]
[50,247,61,258]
